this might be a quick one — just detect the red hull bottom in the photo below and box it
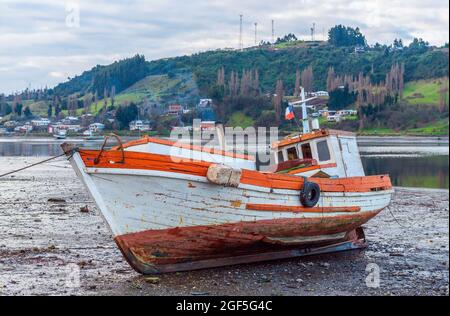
[114,211,379,274]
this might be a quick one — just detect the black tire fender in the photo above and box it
[300,180,321,208]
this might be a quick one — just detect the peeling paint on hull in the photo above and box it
[62,145,393,274]
[114,214,377,274]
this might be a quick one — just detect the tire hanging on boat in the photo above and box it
[300,180,321,207]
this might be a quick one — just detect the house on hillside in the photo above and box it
[327,115,342,123]
[31,118,51,127]
[354,45,365,53]
[168,104,183,116]
[337,109,357,117]
[89,123,105,132]
[129,120,151,132]
[311,91,329,97]
[197,99,213,108]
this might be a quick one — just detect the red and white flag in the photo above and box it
[285,105,295,120]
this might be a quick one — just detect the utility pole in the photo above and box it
[311,23,316,41]
[271,19,275,43]
[254,22,258,46]
[239,14,243,50]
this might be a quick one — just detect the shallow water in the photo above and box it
[0,136,448,189]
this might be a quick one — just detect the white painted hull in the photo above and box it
[64,144,393,274]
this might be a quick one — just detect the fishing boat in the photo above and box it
[83,129,104,141]
[53,129,67,140]
[62,89,393,274]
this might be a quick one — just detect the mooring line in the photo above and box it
[387,206,409,229]
[0,153,67,178]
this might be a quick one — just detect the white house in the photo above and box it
[337,110,357,117]
[311,91,329,97]
[31,118,51,127]
[197,99,213,108]
[129,120,150,132]
[89,123,106,132]
[327,115,342,123]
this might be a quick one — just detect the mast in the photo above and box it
[288,87,317,134]
[300,87,310,134]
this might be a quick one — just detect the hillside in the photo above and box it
[89,72,199,110]
[1,35,448,136]
[48,40,448,99]
[403,78,449,105]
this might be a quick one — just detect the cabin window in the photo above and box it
[317,140,331,162]
[287,147,299,160]
[301,143,313,159]
[277,151,284,163]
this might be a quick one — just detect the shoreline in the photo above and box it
[0,158,448,296]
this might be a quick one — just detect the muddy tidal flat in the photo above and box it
[0,157,448,296]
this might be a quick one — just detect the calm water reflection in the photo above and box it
[0,136,448,189]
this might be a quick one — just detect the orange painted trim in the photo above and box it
[118,136,255,161]
[272,129,356,149]
[246,204,361,213]
[286,163,337,175]
[76,149,392,193]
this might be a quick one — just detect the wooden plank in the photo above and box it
[246,204,361,213]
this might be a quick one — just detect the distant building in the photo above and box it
[129,120,151,132]
[200,121,216,131]
[61,116,80,125]
[31,118,51,127]
[15,124,33,133]
[4,121,18,128]
[354,45,365,53]
[89,123,106,132]
[319,110,336,118]
[48,123,82,133]
[197,99,213,108]
[327,115,342,123]
[311,91,329,97]
[168,104,183,116]
[337,109,357,117]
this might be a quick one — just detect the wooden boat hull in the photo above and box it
[64,146,393,274]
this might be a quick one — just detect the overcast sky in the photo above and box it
[0,0,448,94]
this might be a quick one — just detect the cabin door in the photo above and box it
[338,136,365,177]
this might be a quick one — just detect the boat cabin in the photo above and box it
[271,129,365,178]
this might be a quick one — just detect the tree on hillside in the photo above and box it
[47,104,53,119]
[275,33,298,44]
[439,78,449,113]
[217,67,226,87]
[83,94,92,114]
[294,70,301,97]
[94,91,98,112]
[274,80,284,124]
[110,86,116,108]
[408,38,429,52]
[54,96,62,119]
[326,67,336,92]
[13,95,23,117]
[91,54,147,95]
[24,106,32,118]
[301,66,314,93]
[328,25,366,47]
[115,103,138,129]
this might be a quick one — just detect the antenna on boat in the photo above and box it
[288,87,317,134]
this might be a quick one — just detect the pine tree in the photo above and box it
[294,69,301,97]
[274,79,284,124]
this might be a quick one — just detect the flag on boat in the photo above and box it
[285,105,295,120]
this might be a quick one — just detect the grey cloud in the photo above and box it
[0,0,448,94]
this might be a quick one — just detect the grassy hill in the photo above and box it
[403,78,449,105]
